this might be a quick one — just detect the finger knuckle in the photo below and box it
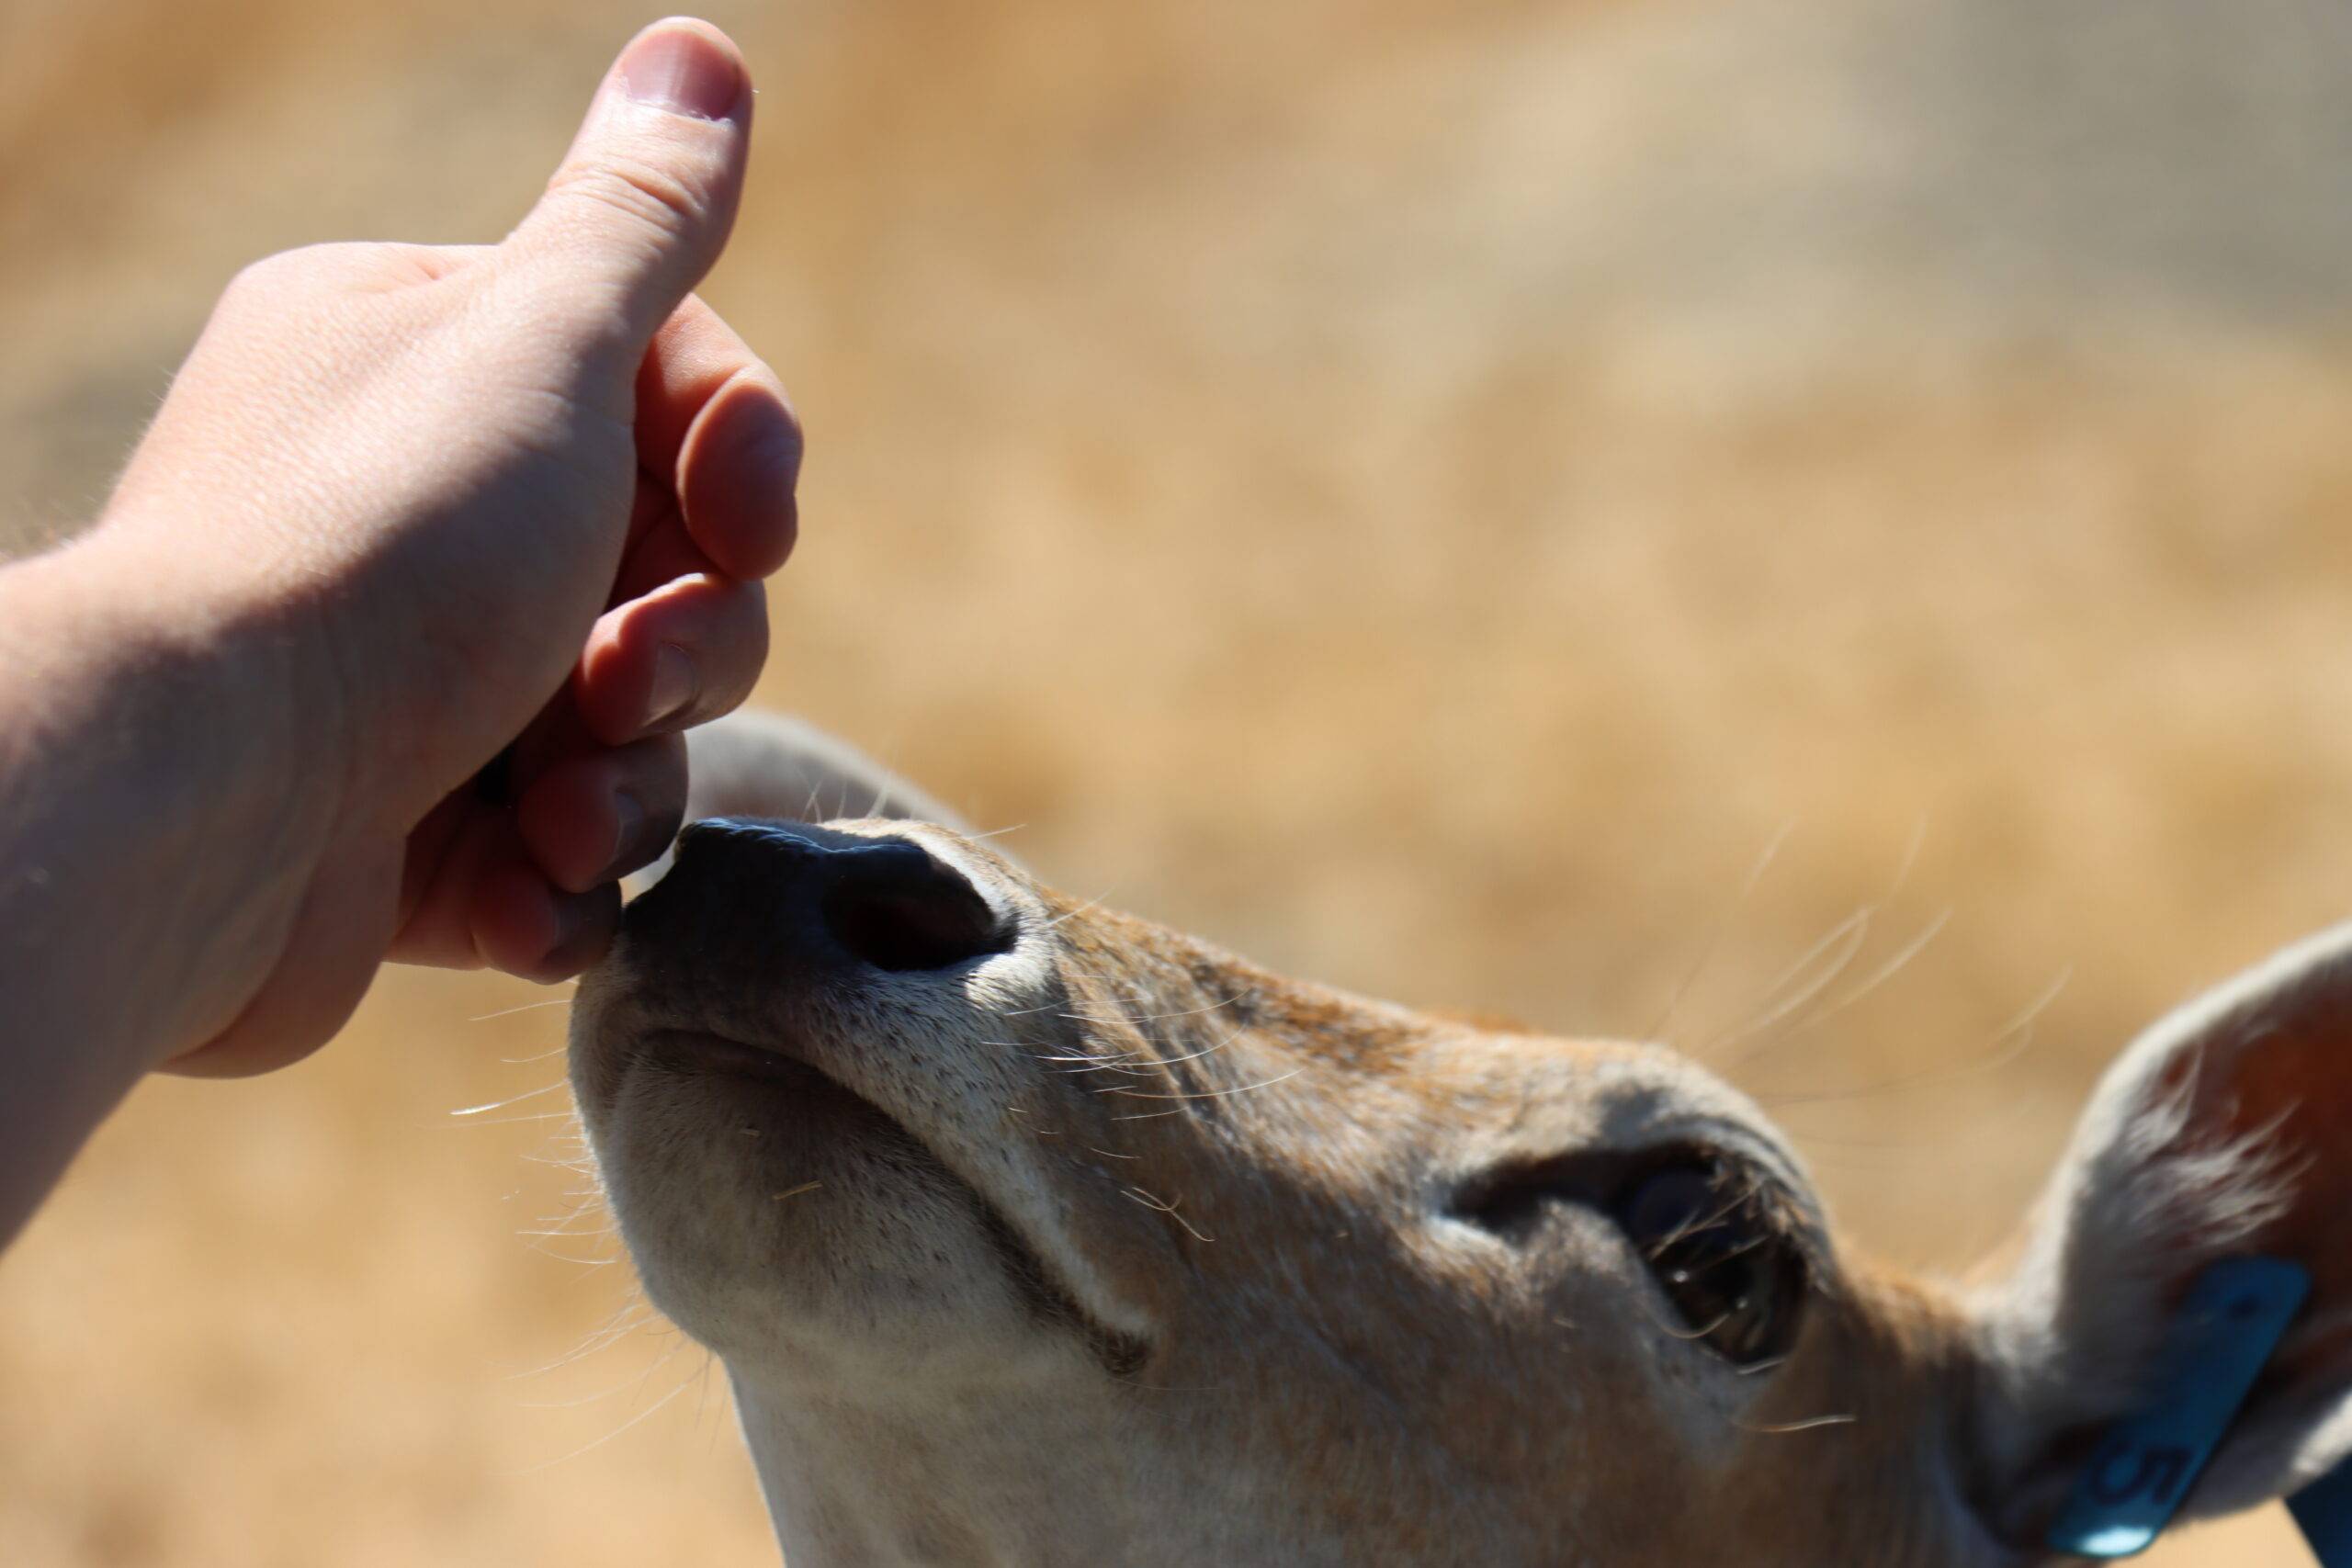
[549,160,709,247]
[223,248,304,299]
[222,242,388,310]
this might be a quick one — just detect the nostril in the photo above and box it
[654,818,1013,971]
[821,863,1011,972]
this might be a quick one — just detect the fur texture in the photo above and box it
[569,712,2352,1566]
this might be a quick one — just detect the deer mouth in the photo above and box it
[639,1027,1151,1377]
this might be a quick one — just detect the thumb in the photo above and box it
[504,18,752,362]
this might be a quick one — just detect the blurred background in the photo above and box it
[6,0,2352,1561]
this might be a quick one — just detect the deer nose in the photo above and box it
[655,818,1012,973]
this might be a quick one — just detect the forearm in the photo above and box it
[0,526,330,1244]
[0,18,777,1243]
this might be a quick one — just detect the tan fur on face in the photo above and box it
[576,829,1995,1563]
[569,716,2352,1567]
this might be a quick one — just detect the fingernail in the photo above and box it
[619,25,742,121]
[648,645,699,728]
[603,793,647,883]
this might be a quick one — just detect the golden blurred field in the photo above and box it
[6,0,2352,1561]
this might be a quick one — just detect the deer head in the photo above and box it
[569,711,2352,1565]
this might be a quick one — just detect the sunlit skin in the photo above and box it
[0,18,786,1244]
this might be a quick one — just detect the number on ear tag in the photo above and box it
[2045,1256,2311,1560]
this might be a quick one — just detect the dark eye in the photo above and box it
[1452,1145,1809,1371]
[1611,1155,1807,1368]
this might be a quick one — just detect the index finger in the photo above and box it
[633,293,802,581]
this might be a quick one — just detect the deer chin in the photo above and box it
[570,948,1158,1387]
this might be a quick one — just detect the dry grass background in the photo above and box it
[6,0,2352,1561]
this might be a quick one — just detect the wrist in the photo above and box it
[0,522,346,1069]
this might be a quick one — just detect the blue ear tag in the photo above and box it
[2045,1256,2311,1559]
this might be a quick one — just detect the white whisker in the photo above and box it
[450,1080,571,1117]
[1649,819,1796,1045]
[1043,890,1114,931]
[1121,1185,1215,1242]
[1736,1412,1860,1434]
[1759,966,2070,1109]
[468,992,575,1023]
[1102,1066,1306,1101]
[1700,908,1873,1061]
[438,1110,578,1128]
[508,1364,699,1474]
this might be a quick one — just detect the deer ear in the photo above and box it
[1968,923,2352,1541]
[682,710,971,832]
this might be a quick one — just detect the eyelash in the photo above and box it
[1453,1144,1811,1369]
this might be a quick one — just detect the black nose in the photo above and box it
[645,818,1012,973]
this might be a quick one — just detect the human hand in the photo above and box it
[91,18,794,1076]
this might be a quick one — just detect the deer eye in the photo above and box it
[1612,1155,1807,1369]
[1453,1144,1811,1370]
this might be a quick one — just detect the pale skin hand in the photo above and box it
[0,18,791,1243]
